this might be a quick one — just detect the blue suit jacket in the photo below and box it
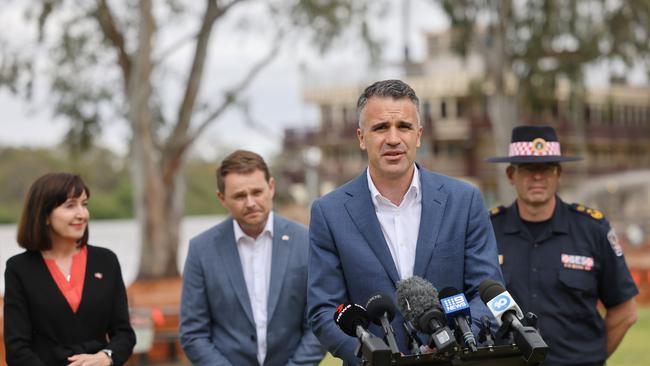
[180,214,324,366]
[307,167,504,365]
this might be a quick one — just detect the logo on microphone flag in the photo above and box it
[441,294,469,313]
[487,291,514,319]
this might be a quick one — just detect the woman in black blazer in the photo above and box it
[4,173,135,366]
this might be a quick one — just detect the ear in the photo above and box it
[268,177,276,198]
[216,190,226,206]
[357,128,366,150]
[506,165,516,185]
[416,125,423,147]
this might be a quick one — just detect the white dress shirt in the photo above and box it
[367,166,422,280]
[234,212,274,365]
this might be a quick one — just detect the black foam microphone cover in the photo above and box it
[438,286,461,299]
[365,293,396,325]
[334,303,370,337]
[478,279,505,303]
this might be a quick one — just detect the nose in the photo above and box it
[531,171,544,179]
[76,204,89,219]
[386,126,401,145]
[245,195,256,208]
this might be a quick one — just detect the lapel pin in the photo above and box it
[94,272,103,279]
[281,235,289,241]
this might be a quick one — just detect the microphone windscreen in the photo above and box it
[334,303,369,337]
[365,293,396,325]
[395,276,440,325]
[478,279,506,303]
[438,286,462,299]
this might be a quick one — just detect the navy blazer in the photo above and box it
[307,167,505,365]
[180,214,324,366]
[3,245,136,366]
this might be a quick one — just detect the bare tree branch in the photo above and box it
[154,32,196,65]
[190,30,284,142]
[161,0,254,181]
[236,99,282,140]
[95,0,132,86]
[219,0,251,16]
[167,0,220,153]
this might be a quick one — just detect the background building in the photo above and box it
[282,30,650,262]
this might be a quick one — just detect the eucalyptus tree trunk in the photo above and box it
[126,0,183,277]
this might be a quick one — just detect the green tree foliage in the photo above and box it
[437,0,650,114]
[0,146,131,223]
[0,146,228,223]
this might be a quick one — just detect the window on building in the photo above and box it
[457,99,465,118]
[422,101,432,128]
[441,101,447,119]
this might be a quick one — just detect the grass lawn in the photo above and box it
[320,306,650,366]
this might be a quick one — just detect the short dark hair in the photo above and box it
[217,150,270,194]
[356,79,420,128]
[16,173,90,252]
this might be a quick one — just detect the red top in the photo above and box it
[44,245,87,313]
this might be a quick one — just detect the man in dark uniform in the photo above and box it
[487,125,638,366]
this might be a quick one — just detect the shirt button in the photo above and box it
[532,293,538,298]
[532,268,537,272]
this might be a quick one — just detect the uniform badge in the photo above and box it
[532,138,547,153]
[561,254,594,271]
[607,228,623,256]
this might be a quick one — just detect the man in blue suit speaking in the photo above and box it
[180,150,324,366]
[307,79,504,365]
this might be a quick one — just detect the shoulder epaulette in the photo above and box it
[489,205,505,217]
[570,203,605,221]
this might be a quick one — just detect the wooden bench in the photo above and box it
[126,277,187,365]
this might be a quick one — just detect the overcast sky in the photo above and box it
[0,0,449,160]
[2,1,646,161]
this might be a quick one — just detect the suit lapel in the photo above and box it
[216,220,255,326]
[267,216,290,320]
[345,173,400,285]
[77,245,94,314]
[34,251,76,316]
[413,170,448,277]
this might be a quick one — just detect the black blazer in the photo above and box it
[3,245,136,366]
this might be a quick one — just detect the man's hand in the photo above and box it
[67,352,112,366]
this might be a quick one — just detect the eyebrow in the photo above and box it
[370,120,414,130]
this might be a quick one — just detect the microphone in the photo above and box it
[395,276,457,353]
[333,303,392,365]
[402,320,423,355]
[438,287,478,351]
[478,315,495,346]
[478,279,549,363]
[365,293,401,355]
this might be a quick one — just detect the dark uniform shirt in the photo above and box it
[490,197,638,366]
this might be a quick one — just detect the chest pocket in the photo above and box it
[558,269,598,302]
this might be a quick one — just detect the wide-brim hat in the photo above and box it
[486,125,583,163]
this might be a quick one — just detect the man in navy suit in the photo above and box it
[307,79,504,365]
[180,150,324,366]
